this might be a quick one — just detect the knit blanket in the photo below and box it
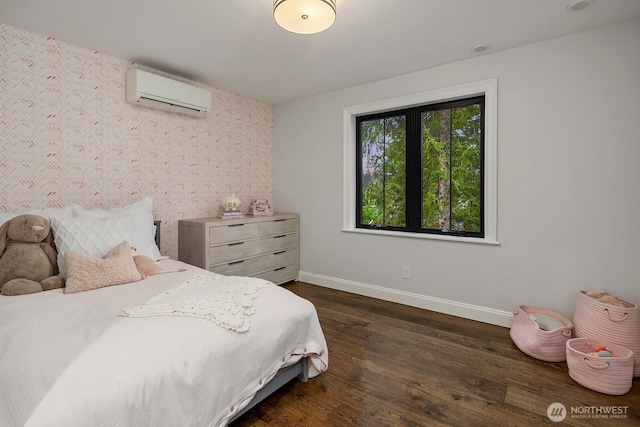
[122,274,268,332]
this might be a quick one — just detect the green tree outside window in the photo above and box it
[358,96,484,237]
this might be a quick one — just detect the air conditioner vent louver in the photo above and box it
[126,69,211,117]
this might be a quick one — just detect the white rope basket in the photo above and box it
[573,291,640,376]
[510,305,573,362]
[566,338,634,395]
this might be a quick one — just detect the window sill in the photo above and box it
[341,227,500,246]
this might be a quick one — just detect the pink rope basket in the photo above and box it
[573,291,640,376]
[566,338,634,395]
[510,305,573,362]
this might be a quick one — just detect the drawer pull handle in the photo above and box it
[273,219,286,222]
[228,260,245,265]
[228,242,245,246]
[274,267,286,271]
[273,251,286,255]
[228,224,244,227]
[274,235,286,239]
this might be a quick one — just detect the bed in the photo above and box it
[0,203,328,426]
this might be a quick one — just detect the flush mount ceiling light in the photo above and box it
[273,0,336,34]
[567,0,595,11]
[472,43,491,53]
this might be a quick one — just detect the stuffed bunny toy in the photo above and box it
[0,214,64,296]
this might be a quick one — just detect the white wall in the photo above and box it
[273,19,640,326]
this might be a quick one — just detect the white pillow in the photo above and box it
[28,205,82,219]
[51,216,131,278]
[76,197,162,260]
[0,213,16,227]
[1,205,81,227]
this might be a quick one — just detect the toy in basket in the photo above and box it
[566,338,634,395]
[573,290,640,376]
[510,305,573,362]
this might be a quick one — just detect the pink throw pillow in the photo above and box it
[65,241,142,294]
[134,255,164,279]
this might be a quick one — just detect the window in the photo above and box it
[343,79,498,245]
[356,96,484,237]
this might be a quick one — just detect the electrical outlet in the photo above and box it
[402,266,411,279]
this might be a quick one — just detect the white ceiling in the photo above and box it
[1,0,639,105]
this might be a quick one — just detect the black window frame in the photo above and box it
[356,95,485,238]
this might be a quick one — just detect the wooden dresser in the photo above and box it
[178,213,298,285]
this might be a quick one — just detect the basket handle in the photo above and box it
[603,308,628,322]
[561,330,572,337]
[583,357,610,370]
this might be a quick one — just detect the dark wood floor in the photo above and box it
[231,282,639,426]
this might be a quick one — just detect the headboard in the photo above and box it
[153,220,161,250]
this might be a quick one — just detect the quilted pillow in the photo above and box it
[51,215,131,278]
[76,197,162,260]
[65,241,142,294]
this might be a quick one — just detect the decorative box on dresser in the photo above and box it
[178,214,298,285]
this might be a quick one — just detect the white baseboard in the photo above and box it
[298,271,513,328]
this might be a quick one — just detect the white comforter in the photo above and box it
[0,260,328,427]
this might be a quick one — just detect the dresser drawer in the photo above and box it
[252,263,297,285]
[210,249,297,276]
[209,222,260,244]
[260,218,297,236]
[208,233,297,265]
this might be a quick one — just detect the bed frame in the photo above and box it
[230,357,309,422]
[153,220,311,422]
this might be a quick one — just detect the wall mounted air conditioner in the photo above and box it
[125,69,211,117]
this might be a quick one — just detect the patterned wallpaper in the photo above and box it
[0,24,274,259]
